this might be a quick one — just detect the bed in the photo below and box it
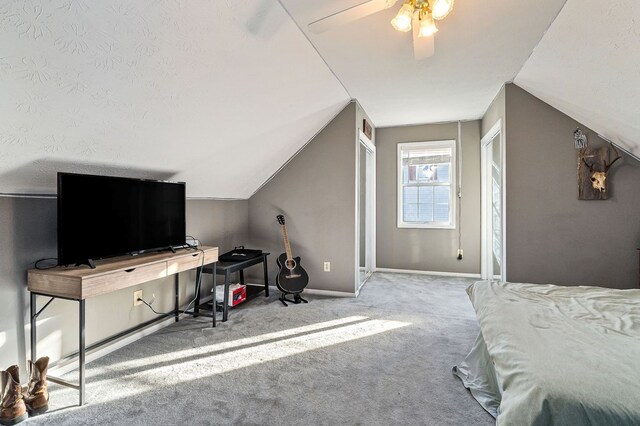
[453,280,640,425]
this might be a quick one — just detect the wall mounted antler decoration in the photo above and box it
[577,143,622,200]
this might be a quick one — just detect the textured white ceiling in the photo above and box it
[5,0,633,199]
[0,0,349,197]
[515,0,640,158]
[279,0,567,127]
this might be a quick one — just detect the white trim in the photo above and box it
[355,130,376,295]
[480,135,489,280]
[359,130,375,152]
[304,288,357,298]
[502,122,507,282]
[480,120,507,281]
[396,140,457,229]
[259,283,356,298]
[375,268,481,279]
[370,138,377,274]
[481,121,502,146]
[354,133,360,295]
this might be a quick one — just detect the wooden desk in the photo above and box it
[27,246,218,406]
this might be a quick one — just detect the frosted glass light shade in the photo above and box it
[391,3,415,32]
[431,0,454,20]
[417,13,438,37]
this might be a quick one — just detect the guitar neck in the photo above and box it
[281,225,294,260]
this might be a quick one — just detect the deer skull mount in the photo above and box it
[578,144,622,199]
[587,169,608,192]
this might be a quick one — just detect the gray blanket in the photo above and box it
[454,281,640,425]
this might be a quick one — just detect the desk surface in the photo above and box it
[28,246,218,299]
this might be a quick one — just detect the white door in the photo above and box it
[481,122,505,281]
[357,132,376,291]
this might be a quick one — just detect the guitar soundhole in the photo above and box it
[286,259,296,270]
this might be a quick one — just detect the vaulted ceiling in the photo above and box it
[514,0,640,158]
[0,1,349,198]
[1,0,638,198]
[280,0,567,126]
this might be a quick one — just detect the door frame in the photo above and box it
[480,120,506,281]
[355,130,376,295]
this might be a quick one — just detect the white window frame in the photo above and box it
[397,140,457,229]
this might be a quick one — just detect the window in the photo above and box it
[397,140,456,228]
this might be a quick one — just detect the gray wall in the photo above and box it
[187,199,249,250]
[375,121,482,274]
[504,84,640,288]
[482,85,506,138]
[0,198,248,372]
[248,102,359,294]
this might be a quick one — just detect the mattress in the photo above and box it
[454,281,640,425]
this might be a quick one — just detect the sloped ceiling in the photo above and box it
[279,0,567,127]
[0,1,349,198]
[3,0,634,199]
[515,0,640,159]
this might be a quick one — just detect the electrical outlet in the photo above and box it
[323,261,331,272]
[133,290,143,306]
[457,249,463,260]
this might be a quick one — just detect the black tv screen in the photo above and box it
[58,173,186,266]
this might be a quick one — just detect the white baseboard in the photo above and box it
[247,283,356,298]
[375,268,481,279]
[50,294,214,376]
[303,288,356,298]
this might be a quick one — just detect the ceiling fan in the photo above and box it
[308,0,454,60]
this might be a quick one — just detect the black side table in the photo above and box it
[198,253,270,326]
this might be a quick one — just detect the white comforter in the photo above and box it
[455,281,640,425]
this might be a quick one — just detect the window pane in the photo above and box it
[434,186,450,222]
[403,186,418,205]
[436,163,450,183]
[418,203,433,222]
[418,186,433,204]
[403,203,419,222]
[492,177,501,210]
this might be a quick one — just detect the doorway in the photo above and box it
[481,121,505,281]
[357,131,376,292]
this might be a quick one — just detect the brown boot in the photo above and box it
[23,357,49,416]
[0,366,28,426]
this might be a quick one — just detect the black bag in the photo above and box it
[219,246,263,262]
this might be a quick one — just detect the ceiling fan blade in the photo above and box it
[412,23,435,60]
[308,0,398,34]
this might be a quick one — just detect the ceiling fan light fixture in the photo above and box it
[391,2,414,32]
[431,0,454,20]
[417,12,438,37]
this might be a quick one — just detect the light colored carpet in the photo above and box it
[27,272,493,425]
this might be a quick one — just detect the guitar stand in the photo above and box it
[279,292,308,307]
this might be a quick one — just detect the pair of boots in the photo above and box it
[0,357,49,426]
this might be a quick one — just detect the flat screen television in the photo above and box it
[57,172,186,267]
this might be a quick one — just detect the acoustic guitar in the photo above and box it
[276,215,309,306]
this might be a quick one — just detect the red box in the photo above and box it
[229,284,246,306]
[216,283,247,306]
